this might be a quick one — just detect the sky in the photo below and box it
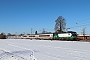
[0,0,90,34]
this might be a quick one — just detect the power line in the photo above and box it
[67,18,90,28]
[68,23,90,29]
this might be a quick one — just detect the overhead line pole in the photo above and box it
[31,28,32,35]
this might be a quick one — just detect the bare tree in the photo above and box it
[55,16,66,33]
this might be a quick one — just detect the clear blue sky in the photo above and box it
[0,0,90,34]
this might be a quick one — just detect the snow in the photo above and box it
[0,39,90,60]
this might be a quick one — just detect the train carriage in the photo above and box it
[38,34,53,39]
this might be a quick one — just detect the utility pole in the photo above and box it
[15,32,17,39]
[23,32,25,35]
[42,28,45,33]
[82,27,86,40]
[31,28,32,35]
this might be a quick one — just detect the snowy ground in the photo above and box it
[0,39,90,60]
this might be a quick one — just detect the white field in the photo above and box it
[0,39,90,60]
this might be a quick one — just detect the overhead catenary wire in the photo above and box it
[68,23,90,29]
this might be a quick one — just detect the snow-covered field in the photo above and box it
[0,39,90,60]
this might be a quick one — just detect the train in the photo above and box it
[19,31,78,41]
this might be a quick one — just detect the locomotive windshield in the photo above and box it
[67,31,77,36]
[72,33,77,36]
